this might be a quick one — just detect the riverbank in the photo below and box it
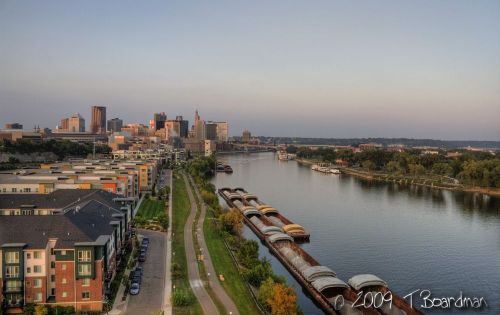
[296,158,500,197]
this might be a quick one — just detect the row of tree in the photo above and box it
[0,139,111,160]
[287,146,500,188]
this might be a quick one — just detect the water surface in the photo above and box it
[213,152,500,314]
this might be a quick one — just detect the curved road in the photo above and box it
[182,173,219,314]
[188,175,240,315]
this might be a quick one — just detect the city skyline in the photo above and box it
[1,0,499,140]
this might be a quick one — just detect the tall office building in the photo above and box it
[193,110,206,140]
[153,112,167,130]
[107,118,123,132]
[215,122,229,142]
[68,114,85,132]
[176,116,189,138]
[59,118,69,131]
[165,120,181,139]
[205,122,217,141]
[242,129,251,143]
[91,106,106,134]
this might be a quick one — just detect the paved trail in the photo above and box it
[188,175,240,315]
[182,173,219,314]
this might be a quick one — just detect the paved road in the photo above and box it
[163,169,173,315]
[126,230,166,315]
[188,175,241,315]
[182,173,219,315]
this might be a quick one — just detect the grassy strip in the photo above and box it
[172,174,203,315]
[186,176,262,315]
[203,210,262,315]
[188,177,228,315]
[136,197,165,219]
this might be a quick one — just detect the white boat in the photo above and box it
[330,168,341,174]
[278,152,296,161]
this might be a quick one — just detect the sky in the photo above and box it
[0,0,499,140]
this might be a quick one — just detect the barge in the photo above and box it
[232,188,310,241]
[218,187,423,315]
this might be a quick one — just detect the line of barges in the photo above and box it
[219,187,423,315]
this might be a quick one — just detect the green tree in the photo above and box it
[432,162,453,176]
[408,164,425,176]
[362,160,376,171]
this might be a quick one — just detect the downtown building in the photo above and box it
[90,106,106,134]
[0,190,134,313]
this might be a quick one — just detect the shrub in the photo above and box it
[172,289,194,306]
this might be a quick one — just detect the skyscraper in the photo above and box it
[176,116,189,138]
[205,122,217,141]
[193,110,205,140]
[91,105,106,134]
[153,112,167,130]
[107,118,123,132]
[215,122,229,142]
[68,114,85,132]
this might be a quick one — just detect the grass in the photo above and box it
[172,173,203,315]
[136,197,165,219]
[188,177,228,315]
[191,183,261,315]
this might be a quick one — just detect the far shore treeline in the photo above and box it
[287,146,500,188]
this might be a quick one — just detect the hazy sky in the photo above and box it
[1,0,499,140]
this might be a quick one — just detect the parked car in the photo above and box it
[135,266,143,275]
[130,283,140,295]
[131,274,142,285]
[140,244,148,251]
[139,252,146,262]
[142,237,149,244]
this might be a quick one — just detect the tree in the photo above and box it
[386,161,401,174]
[362,160,376,171]
[408,164,425,176]
[267,282,298,315]
[258,277,276,312]
[219,209,243,235]
[432,163,452,176]
[34,305,48,315]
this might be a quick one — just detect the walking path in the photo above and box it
[163,169,173,315]
[182,173,219,314]
[188,175,240,315]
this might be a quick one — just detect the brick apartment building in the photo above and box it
[0,190,134,313]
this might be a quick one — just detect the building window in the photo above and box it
[50,248,54,255]
[12,188,17,192]
[5,251,19,263]
[33,279,42,288]
[81,292,90,300]
[34,265,42,273]
[62,263,67,271]
[77,250,91,262]
[2,188,6,192]
[27,253,31,259]
[51,261,55,268]
[34,251,42,259]
[62,278,67,284]
[34,292,43,302]
[78,264,91,276]
[6,280,22,291]
[24,188,31,192]
[61,250,67,255]
[5,266,19,278]
[62,291,68,298]
[82,278,90,286]
[51,275,55,282]
[27,267,31,274]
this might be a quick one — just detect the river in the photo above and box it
[212,152,500,314]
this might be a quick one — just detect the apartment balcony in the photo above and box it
[4,286,23,293]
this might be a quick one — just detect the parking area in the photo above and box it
[125,229,166,315]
